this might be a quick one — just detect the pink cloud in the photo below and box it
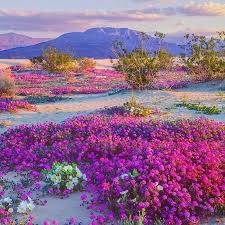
[0,9,164,32]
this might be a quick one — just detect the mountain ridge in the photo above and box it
[0,27,183,59]
[0,33,50,51]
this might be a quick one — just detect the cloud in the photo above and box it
[165,28,221,44]
[178,1,225,16]
[0,8,164,33]
[0,1,224,33]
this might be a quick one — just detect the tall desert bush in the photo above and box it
[0,69,15,97]
[31,47,78,74]
[113,32,159,89]
[154,32,173,70]
[182,32,225,81]
[156,49,173,70]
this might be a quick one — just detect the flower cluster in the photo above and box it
[17,197,35,214]
[123,97,156,117]
[0,197,35,216]
[0,197,14,215]
[0,98,37,113]
[12,69,128,97]
[0,208,13,225]
[42,162,87,194]
[0,113,224,224]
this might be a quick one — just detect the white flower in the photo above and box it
[51,174,61,185]
[76,167,82,178]
[66,181,74,190]
[120,190,129,195]
[55,165,62,173]
[63,165,73,173]
[8,208,13,213]
[17,201,27,214]
[156,185,164,191]
[27,202,35,211]
[17,198,35,214]
[3,197,12,204]
[72,177,79,186]
[120,173,129,179]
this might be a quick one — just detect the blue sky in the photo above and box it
[0,0,224,38]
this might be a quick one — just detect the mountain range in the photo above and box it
[0,33,50,51]
[0,28,183,59]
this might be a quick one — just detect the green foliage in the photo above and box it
[42,162,87,193]
[154,32,173,70]
[123,95,153,117]
[182,32,225,81]
[113,31,173,89]
[121,209,146,225]
[31,49,96,74]
[114,47,159,89]
[32,47,78,74]
[177,101,222,115]
[156,49,173,70]
[0,69,15,97]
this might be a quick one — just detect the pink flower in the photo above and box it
[102,182,110,191]
[80,194,87,201]
[43,220,51,225]
[69,217,77,224]
[52,220,59,225]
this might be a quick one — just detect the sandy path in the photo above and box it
[1,81,225,134]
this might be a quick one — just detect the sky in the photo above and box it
[0,0,224,39]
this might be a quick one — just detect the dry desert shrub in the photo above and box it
[0,69,16,97]
[77,57,96,71]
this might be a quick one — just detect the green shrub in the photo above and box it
[156,49,173,70]
[123,95,153,117]
[0,69,15,97]
[32,47,78,74]
[182,32,225,81]
[154,32,173,70]
[113,44,159,89]
[113,32,173,89]
[176,101,222,115]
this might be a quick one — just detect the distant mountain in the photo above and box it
[0,28,183,59]
[0,33,50,51]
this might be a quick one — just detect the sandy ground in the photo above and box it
[0,59,114,70]
[1,81,225,134]
[1,59,225,224]
[4,172,93,224]
[0,59,32,69]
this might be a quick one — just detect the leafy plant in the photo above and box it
[113,32,159,89]
[31,47,78,74]
[123,95,153,117]
[177,101,222,115]
[114,48,159,89]
[42,162,87,194]
[121,209,146,225]
[182,32,225,81]
[154,32,173,70]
